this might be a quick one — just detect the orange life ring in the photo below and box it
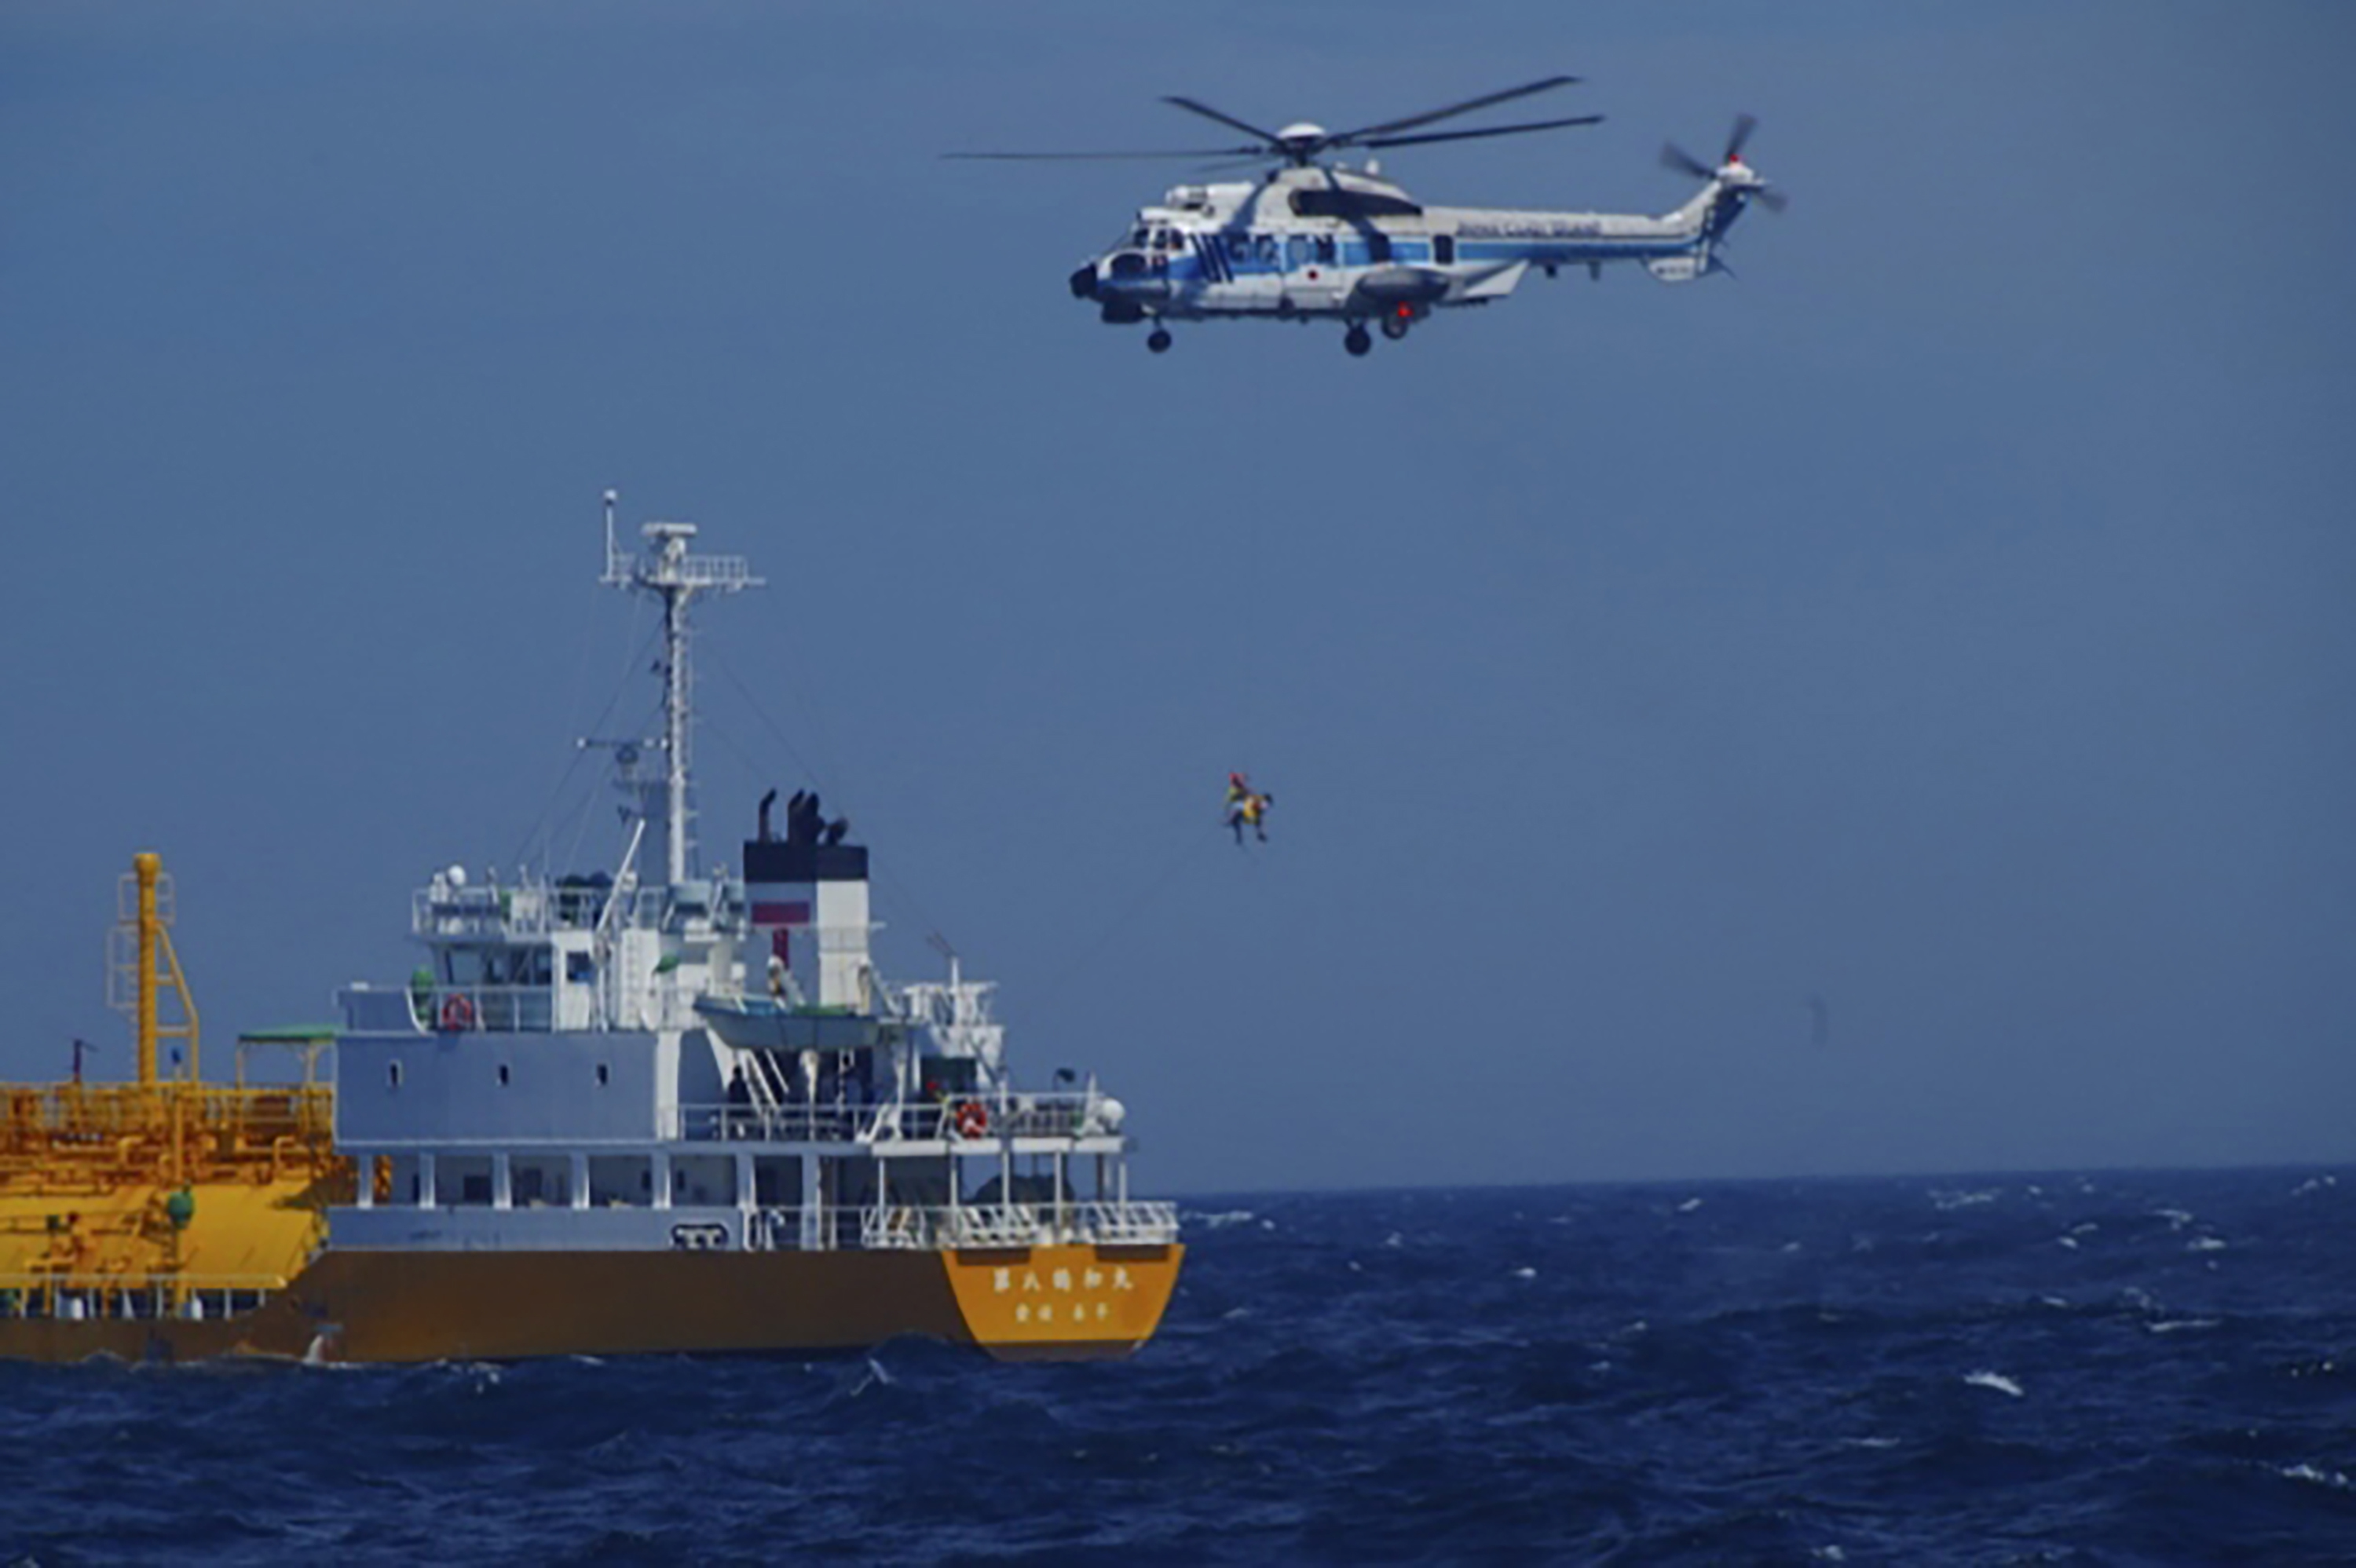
[439,993,476,1032]
[953,1100,989,1139]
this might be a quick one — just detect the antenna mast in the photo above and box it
[600,490,763,886]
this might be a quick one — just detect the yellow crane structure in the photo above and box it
[0,852,345,1333]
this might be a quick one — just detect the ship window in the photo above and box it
[511,1156,571,1208]
[753,1157,798,1207]
[441,1154,494,1208]
[566,952,594,984]
[595,1063,610,1087]
[673,1153,737,1208]
[496,1064,511,1087]
[589,1154,647,1207]
[387,1061,403,1088]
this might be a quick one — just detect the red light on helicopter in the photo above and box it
[1394,303,1412,319]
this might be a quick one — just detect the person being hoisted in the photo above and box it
[1223,771,1275,846]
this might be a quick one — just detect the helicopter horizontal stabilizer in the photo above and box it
[1644,254,1705,284]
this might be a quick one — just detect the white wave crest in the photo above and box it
[1963,1369,2024,1398]
[2281,1463,2353,1490]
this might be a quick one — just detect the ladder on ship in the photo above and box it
[737,1047,795,1135]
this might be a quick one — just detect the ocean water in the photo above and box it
[5,1168,2353,1565]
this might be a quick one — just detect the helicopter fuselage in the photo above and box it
[1068,163,1765,345]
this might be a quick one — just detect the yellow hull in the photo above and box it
[0,1241,1182,1365]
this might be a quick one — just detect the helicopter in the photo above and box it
[953,77,1784,356]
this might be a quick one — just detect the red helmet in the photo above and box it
[1228,771,1246,786]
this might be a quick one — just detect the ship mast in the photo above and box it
[601,491,763,886]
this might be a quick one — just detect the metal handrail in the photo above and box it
[338,983,557,1035]
[668,1103,882,1143]
[0,1270,287,1321]
[858,1201,1180,1250]
[0,1083,331,1141]
[663,1091,1118,1146]
[412,882,674,938]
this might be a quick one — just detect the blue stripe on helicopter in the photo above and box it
[1197,234,1230,284]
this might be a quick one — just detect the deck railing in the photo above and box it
[0,1271,286,1322]
[338,984,559,1035]
[412,882,673,939]
[664,1091,1118,1146]
[858,1201,1179,1251]
[0,1083,332,1147]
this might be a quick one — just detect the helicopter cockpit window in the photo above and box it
[1127,225,1151,248]
[1225,234,1252,262]
[1313,236,1337,265]
[1256,236,1279,264]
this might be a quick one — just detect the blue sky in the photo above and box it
[3,2,2351,1191]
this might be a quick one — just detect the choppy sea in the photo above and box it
[5,1168,2353,1565]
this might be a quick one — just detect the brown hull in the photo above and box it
[0,1242,1182,1365]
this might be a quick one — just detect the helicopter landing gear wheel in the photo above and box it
[1381,314,1411,342]
[1344,325,1372,357]
[1147,328,1173,354]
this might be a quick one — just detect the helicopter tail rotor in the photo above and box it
[1662,115,1787,212]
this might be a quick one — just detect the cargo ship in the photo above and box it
[0,498,1182,1364]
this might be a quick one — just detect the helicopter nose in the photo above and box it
[1068,263,1100,300]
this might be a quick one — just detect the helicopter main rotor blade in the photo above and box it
[1753,186,1789,214]
[1329,75,1581,143]
[1356,113,1604,152]
[1661,141,1716,181]
[1725,112,1759,162]
[1161,96,1285,147]
[943,146,1264,162]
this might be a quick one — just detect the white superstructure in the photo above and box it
[330,499,1175,1258]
